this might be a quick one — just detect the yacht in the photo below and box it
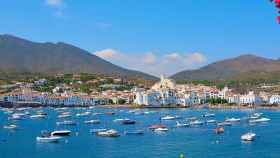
[175,121,189,128]
[249,117,270,123]
[57,114,71,119]
[51,130,71,136]
[36,131,62,143]
[30,114,46,119]
[225,118,241,122]
[241,132,256,141]
[76,111,91,117]
[203,113,215,117]
[149,124,167,130]
[3,124,17,130]
[206,120,217,124]
[96,129,120,137]
[161,115,180,120]
[217,122,232,126]
[154,127,168,132]
[189,120,204,126]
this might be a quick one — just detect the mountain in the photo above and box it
[171,54,280,81]
[0,34,157,80]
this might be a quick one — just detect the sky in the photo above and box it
[0,0,280,76]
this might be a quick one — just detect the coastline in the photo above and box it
[1,101,280,110]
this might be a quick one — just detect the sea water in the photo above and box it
[0,107,280,158]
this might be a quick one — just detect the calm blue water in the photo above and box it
[0,107,280,158]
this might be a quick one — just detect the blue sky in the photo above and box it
[0,0,280,76]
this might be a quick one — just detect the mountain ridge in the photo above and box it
[0,34,158,80]
[171,54,280,81]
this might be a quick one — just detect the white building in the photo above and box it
[269,95,280,105]
[239,91,261,106]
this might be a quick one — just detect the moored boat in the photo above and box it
[84,119,100,124]
[214,126,224,134]
[241,132,256,141]
[249,117,270,123]
[51,130,71,136]
[96,129,120,137]
[175,121,189,128]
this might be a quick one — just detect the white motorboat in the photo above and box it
[249,117,270,123]
[36,131,62,143]
[84,119,100,124]
[206,120,217,124]
[96,129,120,137]
[76,112,91,117]
[3,124,17,130]
[225,118,241,122]
[51,130,71,136]
[190,120,204,126]
[30,114,46,119]
[217,122,232,126]
[175,121,189,128]
[57,114,71,119]
[203,113,215,117]
[113,118,129,122]
[241,132,256,141]
[154,127,169,132]
[36,136,61,143]
[161,115,180,120]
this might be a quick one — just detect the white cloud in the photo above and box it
[94,49,207,76]
[45,0,63,7]
[143,52,156,64]
[185,52,206,65]
[95,49,118,58]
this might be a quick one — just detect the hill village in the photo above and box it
[1,74,280,108]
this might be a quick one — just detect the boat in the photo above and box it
[51,130,71,136]
[241,132,256,141]
[175,121,189,128]
[124,130,144,135]
[149,124,167,130]
[30,114,46,119]
[189,120,204,126]
[113,118,129,122]
[121,119,136,125]
[203,113,215,117]
[249,113,262,119]
[206,120,217,124]
[56,121,77,126]
[225,118,241,122]
[214,126,224,134]
[84,119,100,124]
[96,129,120,137]
[36,135,61,143]
[3,124,17,130]
[161,115,180,120]
[217,122,232,126]
[90,128,107,133]
[249,117,270,123]
[57,114,71,119]
[76,112,91,117]
[154,127,168,132]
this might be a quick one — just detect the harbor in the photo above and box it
[0,106,279,158]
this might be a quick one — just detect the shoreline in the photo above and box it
[1,101,280,110]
